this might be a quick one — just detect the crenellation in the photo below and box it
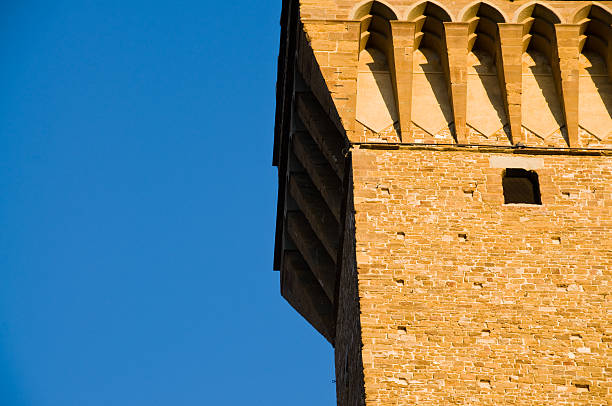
[295,0,612,148]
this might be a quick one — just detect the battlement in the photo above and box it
[293,0,612,147]
[273,1,611,404]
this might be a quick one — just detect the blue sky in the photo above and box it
[0,1,335,404]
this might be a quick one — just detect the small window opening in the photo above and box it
[502,168,542,205]
[574,383,590,392]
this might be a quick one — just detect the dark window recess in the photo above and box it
[502,168,542,204]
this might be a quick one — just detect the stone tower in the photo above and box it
[272,0,612,404]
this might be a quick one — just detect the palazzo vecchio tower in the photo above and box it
[272,0,612,404]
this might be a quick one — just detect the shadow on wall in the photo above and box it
[576,5,612,142]
[368,50,398,123]
[417,48,454,132]
[356,48,398,134]
[355,1,400,137]
[353,1,612,145]
[469,50,509,140]
[464,2,510,142]
[579,52,612,141]
[409,1,454,139]
[583,53,612,117]
[527,50,566,132]
[519,3,567,145]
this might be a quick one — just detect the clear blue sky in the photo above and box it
[0,1,335,404]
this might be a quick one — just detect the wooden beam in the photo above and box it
[281,251,335,343]
[295,92,346,178]
[292,131,343,222]
[286,211,336,301]
[289,173,340,259]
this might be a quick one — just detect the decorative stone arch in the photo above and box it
[572,2,612,24]
[459,2,511,144]
[513,1,563,24]
[460,2,506,54]
[515,1,568,146]
[571,3,612,145]
[515,2,562,55]
[459,1,508,24]
[350,0,398,21]
[402,1,457,142]
[573,3,612,57]
[353,0,402,141]
[405,0,453,22]
[405,1,452,52]
[355,1,398,53]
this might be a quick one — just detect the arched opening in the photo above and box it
[575,5,612,146]
[353,0,397,21]
[354,1,400,141]
[462,3,510,144]
[518,4,566,147]
[408,2,454,141]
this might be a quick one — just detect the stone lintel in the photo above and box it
[489,155,544,169]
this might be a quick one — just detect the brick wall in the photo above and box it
[335,166,367,406]
[350,147,611,404]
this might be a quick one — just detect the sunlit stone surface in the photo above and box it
[356,48,398,133]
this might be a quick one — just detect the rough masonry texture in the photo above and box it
[272,0,612,404]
